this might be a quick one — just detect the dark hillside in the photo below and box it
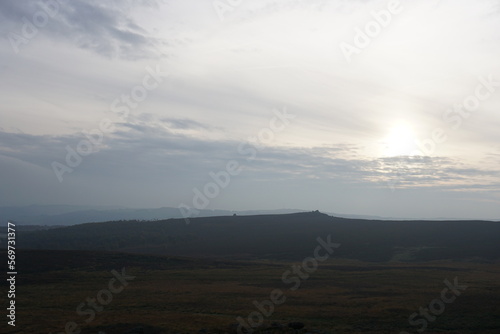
[16,211,500,262]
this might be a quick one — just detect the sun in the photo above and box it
[382,122,416,157]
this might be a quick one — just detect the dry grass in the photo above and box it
[4,251,500,334]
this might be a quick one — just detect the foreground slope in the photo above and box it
[2,249,499,334]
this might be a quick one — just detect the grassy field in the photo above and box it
[2,250,500,334]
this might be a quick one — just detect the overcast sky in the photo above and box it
[1,0,499,219]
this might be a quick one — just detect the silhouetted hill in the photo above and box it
[4,205,477,226]
[16,211,500,262]
[0,205,305,225]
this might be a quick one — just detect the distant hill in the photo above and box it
[3,204,483,226]
[16,211,500,262]
[0,205,305,226]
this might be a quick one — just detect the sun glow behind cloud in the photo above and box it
[0,0,500,218]
[381,122,417,157]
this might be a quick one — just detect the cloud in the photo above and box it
[1,0,500,219]
[1,124,498,192]
[160,118,212,130]
[0,0,164,59]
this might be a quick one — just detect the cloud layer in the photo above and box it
[1,0,499,219]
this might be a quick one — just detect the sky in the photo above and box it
[1,0,500,220]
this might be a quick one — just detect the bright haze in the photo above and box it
[1,0,499,220]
